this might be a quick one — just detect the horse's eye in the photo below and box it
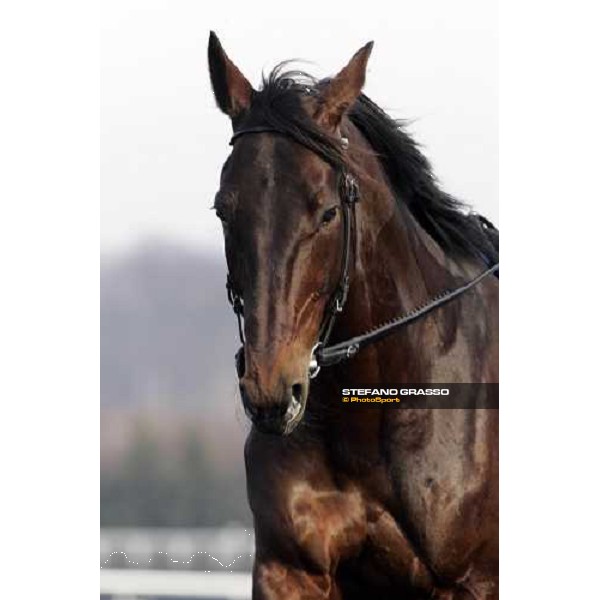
[321,207,338,226]
[211,203,228,224]
[212,190,233,224]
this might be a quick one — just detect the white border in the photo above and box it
[501,0,600,597]
[1,1,599,598]
[0,2,99,598]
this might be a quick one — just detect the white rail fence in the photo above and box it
[101,528,254,599]
[101,527,254,571]
[100,569,252,599]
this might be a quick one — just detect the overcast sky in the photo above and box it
[101,0,497,255]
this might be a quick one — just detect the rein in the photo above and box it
[225,127,499,380]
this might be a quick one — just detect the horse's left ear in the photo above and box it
[315,41,374,130]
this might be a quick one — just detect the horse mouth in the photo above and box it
[249,395,307,436]
[241,372,309,436]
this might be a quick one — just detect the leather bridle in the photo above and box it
[225,126,499,380]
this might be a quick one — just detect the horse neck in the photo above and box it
[333,137,491,382]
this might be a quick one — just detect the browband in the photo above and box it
[230,126,283,145]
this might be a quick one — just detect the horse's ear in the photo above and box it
[315,41,374,130]
[208,31,254,119]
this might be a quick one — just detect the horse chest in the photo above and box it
[330,408,497,583]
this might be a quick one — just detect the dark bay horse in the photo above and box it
[208,32,499,599]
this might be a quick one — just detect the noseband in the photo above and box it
[225,127,499,380]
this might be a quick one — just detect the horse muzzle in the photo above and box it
[239,376,308,435]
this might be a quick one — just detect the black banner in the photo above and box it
[338,384,498,409]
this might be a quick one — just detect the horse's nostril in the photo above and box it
[291,383,303,403]
[285,382,305,424]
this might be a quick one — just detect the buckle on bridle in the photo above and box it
[226,276,244,315]
[333,276,350,313]
[342,173,360,204]
[232,296,243,315]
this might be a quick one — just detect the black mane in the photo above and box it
[238,66,498,264]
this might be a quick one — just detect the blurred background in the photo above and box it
[101,1,497,597]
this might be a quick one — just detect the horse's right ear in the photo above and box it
[315,41,373,131]
[208,31,254,119]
